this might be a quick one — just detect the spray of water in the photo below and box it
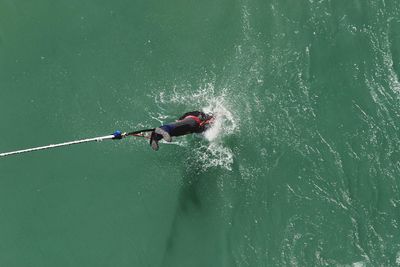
[202,97,237,142]
[152,84,238,171]
[197,96,238,171]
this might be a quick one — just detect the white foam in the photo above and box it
[203,96,238,142]
[196,96,238,171]
[160,140,188,147]
[195,142,234,171]
[352,261,366,267]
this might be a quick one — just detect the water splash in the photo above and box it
[195,142,234,171]
[197,96,238,171]
[152,83,238,171]
[203,96,238,142]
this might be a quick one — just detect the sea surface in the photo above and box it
[1,0,400,266]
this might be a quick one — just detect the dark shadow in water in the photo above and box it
[160,134,243,267]
[160,148,224,267]
[175,162,205,213]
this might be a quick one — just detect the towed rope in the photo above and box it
[0,128,154,158]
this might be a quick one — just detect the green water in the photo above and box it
[1,0,400,266]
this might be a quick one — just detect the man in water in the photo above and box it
[150,111,213,151]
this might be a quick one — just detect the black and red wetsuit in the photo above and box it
[150,111,212,148]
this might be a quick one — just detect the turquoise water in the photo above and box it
[1,0,400,266]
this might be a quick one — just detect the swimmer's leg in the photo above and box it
[155,127,172,142]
